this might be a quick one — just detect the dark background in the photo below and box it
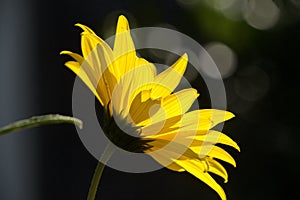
[0,0,299,199]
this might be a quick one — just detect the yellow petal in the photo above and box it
[129,92,160,125]
[141,115,182,136]
[206,146,236,167]
[111,64,155,118]
[150,53,188,99]
[80,47,116,106]
[142,109,234,138]
[81,34,118,106]
[127,59,157,105]
[62,44,117,106]
[113,15,136,78]
[141,90,151,102]
[96,68,118,106]
[61,50,97,83]
[80,33,114,69]
[60,50,84,64]
[179,109,235,131]
[148,139,198,159]
[76,24,111,63]
[75,23,96,35]
[146,140,199,170]
[166,162,185,172]
[206,158,229,183]
[190,130,240,151]
[64,61,102,104]
[76,24,121,81]
[147,147,180,170]
[173,159,227,200]
[80,33,101,59]
[148,88,199,125]
[136,58,157,77]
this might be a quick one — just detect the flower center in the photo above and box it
[102,104,153,153]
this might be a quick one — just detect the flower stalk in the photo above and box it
[87,144,115,200]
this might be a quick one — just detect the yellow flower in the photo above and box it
[61,15,239,200]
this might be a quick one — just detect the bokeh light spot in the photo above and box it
[243,0,280,30]
[200,42,237,79]
[205,0,236,11]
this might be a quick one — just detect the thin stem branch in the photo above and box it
[87,144,115,200]
[0,114,83,136]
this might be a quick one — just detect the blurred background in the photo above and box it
[0,0,299,199]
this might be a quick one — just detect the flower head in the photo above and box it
[61,15,239,200]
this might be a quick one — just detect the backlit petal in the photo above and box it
[206,157,229,183]
[64,61,102,104]
[75,23,96,34]
[60,50,84,64]
[174,159,227,200]
[142,109,234,137]
[113,15,136,79]
[206,146,236,167]
[190,130,240,151]
[150,53,188,99]
[148,88,199,125]
[179,109,235,131]
[112,64,155,118]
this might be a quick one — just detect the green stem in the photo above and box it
[87,144,115,200]
[0,114,83,136]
